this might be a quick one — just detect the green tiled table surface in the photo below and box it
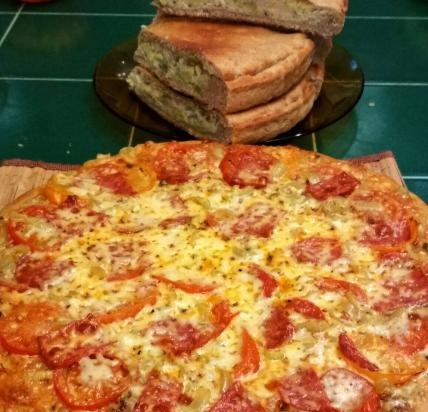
[0,0,427,201]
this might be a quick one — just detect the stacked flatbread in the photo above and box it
[127,1,348,143]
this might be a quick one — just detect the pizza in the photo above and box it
[0,141,427,412]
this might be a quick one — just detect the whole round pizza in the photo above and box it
[0,141,427,412]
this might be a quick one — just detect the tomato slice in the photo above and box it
[53,354,131,410]
[338,333,379,371]
[219,145,276,188]
[288,298,325,320]
[233,329,260,377]
[154,274,216,294]
[0,302,63,355]
[316,277,368,302]
[248,264,278,298]
[96,290,158,325]
[133,369,191,412]
[6,221,42,251]
[38,314,108,369]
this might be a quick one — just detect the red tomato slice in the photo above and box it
[288,298,325,320]
[263,303,295,349]
[317,277,368,302]
[220,145,276,188]
[133,369,191,412]
[6,221,42,251]
[0,302,63,355]
[233,329,260,377]
[154,141,214,184]
[159,215,192,229]
[38,314,108,369]
[53,354,131,411]
[92,161,136,196]
[154,274,216,294]
[321,368,380,412]
[306,169,360,201]
[276,368,335,412]
[97,290,158,325]
[373,264,428,313]
[210,300,238,336]
[208,381,265,412]
[291,237,343,265]
[338,333,379,371]
[14,254,73,289]
[248,264,278,298]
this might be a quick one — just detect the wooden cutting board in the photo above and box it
[0,152,404,211]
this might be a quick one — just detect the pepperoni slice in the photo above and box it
[373,264,428,313]
[154,141,214,184]
[306,168,360,201]
[154,274,216,294]
[133,369,191,412]
[276,368,335,412]
[338,333,379,371]
[391,314,428,355]
[91,161,136,196]
[232,203,281,238]
[291,237,342,265]
[248,264,278,298]
[233,329,260,377]
[85,239,150,282]
[14,255,73,289]
[96,289,158,325]
[208,382,265,412]
[38,314,109,369]
[220,145,276,188]
[288,298,325,320]
[321,368,380,412]
[153,301,236,357]
[317,277,368,302]
[23,204,56,220]
[263,304,295,349]
[0,302,63,355]
[53,354,131,411]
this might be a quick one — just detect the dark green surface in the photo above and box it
[24,0,156,14]
[0,80,130,163]
[336,20,428,82]
[0,14,153,78]
[0,0,19,12]
[317,85,428,175]
[0,1,427,201]
[348,0,428,16]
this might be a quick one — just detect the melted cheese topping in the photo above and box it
[0,144,426,412]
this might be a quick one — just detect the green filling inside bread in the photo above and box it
[135,41,215,101]
[127,68,220,136]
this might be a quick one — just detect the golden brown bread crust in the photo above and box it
[127,63,324,143]
[136,17,315,113]
[227,63,325,143]
[153,0,348,37]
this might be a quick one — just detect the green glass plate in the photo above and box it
[93,39,364,143]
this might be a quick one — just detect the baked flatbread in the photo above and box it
[134,17,315,113]
[127,63,324,143]
[154,0,348,37]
